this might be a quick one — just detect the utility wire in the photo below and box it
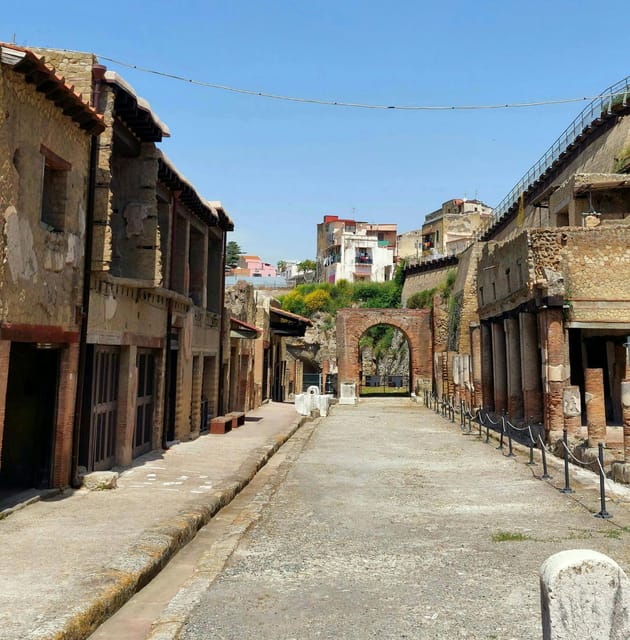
[92,53,624,112]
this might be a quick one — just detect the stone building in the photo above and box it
[398,198,492,262]
[30,48,233,478]
[404,76,630,444]
[0,44,104,490]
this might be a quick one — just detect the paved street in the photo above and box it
[166,399,630,640]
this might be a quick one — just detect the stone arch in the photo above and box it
[336,308,433,394]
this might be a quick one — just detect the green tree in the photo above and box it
[277,260,287,273]
[298,259,317,273]
[226,240,243,268]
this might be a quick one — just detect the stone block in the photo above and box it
[82,471,118,490]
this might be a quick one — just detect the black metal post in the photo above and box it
[595,442,612,519]
[478,411,482,438]
[506,417,515,457]
[497,413,505,450]
[539,433,551,479]
[527,418,535,465]
[560,428,574,493]
[485,412,490,443]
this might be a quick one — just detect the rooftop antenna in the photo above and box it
[11,33,16,43]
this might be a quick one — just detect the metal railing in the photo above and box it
[480,76,630,235]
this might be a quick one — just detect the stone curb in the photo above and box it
[27,415,308,640]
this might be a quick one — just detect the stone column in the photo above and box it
[505,317,523,420]
[585,368,606,447]
[519,311,543,423]
[480,322,494,411]
[470,324,483,408]
[491,321,507,414]
[622,380,630,462]
[563,385,582,436]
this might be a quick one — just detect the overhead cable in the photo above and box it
[89,53,623,111]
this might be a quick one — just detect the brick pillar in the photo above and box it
[519,312,543,423]
[116,345,137,467]
[52,343,80,488]
[622,380,630,462]
[540,308,566,434]
[0,340,10,468]
[191,354,202,436]
[152,346,167,450]
[563,385,582,436]
[481,322,494,411]
[470,324,483,408]
[505,317,523,420]
[585,368,606,447]
[491,321,507,413]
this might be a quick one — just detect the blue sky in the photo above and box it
[4,1,629,265]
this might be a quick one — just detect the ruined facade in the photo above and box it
[0,45,104,488]
[404,78,630,447]
[0,45,238,490]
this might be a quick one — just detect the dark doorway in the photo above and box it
[0,343,59,490]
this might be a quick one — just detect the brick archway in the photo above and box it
[336,308,433,394]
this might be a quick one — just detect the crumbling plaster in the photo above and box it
[0,67,90,326]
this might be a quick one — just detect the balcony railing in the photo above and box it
[355,256,373,264]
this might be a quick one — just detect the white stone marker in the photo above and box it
[540,549,630,640]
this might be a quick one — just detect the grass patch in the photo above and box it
[604,528,623,539]
[492,531,531,543]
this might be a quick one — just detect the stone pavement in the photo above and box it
[0,401,306,640]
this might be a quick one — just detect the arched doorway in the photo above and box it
[336,308,432,395]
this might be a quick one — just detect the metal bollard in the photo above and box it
[539,432,551,479]
[506,417,515,457]
[477,411,482,438]
[560,428,574,494]
[485,413,490,443]
[527,417,535,465]
[595,442,612,519]
[497,412,505,450]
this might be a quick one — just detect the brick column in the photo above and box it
[116,345,137,467]
[480,322,494,411]
[622,381,630,462]
[563,385,582,436]
[504,317,523,420]
[470,324,483,408]
[191,354,202,437]
[491,321,507,413]
[540,308,567,434]
[52,343,80,488]
[585,368,606,447]
[0,340,11,468]
[519,312,542,423]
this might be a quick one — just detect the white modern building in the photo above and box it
[316,215,397,284]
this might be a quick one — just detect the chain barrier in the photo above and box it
[422,395,615,518]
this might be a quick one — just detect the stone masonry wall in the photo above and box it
[0,65,91,329]
[531,226,630,324]
[401,263,454,307]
